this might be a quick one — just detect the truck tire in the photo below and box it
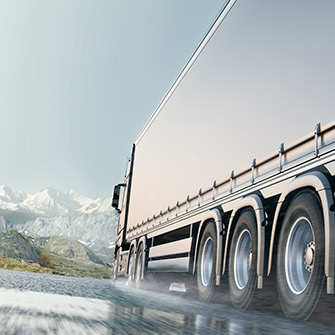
[276,192,324,320]
[197,222,217,302]
[135,244,145,289]
[127,248,136,287]
[229,210,257,309]
[113,248,120,281]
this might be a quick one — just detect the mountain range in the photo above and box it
[0,185,112,217]
[0,185,118,261]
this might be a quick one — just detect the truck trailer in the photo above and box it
[112,0,335,320]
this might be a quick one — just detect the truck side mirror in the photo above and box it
[112,184,125,213]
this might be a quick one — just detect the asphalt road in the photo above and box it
[109,281,335,335]
[0,270,335,334]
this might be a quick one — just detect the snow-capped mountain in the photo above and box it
[0,185,114,217]
[0,185,27,203]
[0,185,119,250]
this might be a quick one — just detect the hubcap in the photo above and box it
[234,229,252,290]
[248,251,253,271]
[304,241,315,273]
[201,237,214,286]
[285,217,315,294]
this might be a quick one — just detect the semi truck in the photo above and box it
[112,0,335,320]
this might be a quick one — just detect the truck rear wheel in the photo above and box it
[135,245,144,288]
[127,248,136,287]
[197,222,217,302]
[229,210,258,309]
[277,192,325,320]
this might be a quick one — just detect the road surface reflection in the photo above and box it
[0,271,334,334]
[108,284,335,335]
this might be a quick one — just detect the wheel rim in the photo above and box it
[201,237,213,286]
[234,229,252,290]
[136,252,142,281]
[285,217,315,294]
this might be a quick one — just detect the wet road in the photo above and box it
[0,270,334,334]
[109,283,335,335]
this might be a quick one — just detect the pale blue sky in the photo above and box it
[0,1,226,197]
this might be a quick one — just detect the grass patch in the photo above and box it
[0,257,52,274]
[41,249,113,280]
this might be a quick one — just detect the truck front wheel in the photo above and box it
[277,192,324,320]
[197,222,217,302]
[228,210,258,309]
[113,248,120,281]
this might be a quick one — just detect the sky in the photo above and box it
[0,1,226,198]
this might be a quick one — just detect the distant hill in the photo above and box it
[0,230,113,279]
[0,210,39,225]
[35,236,105,265]
[0,230,41,262]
